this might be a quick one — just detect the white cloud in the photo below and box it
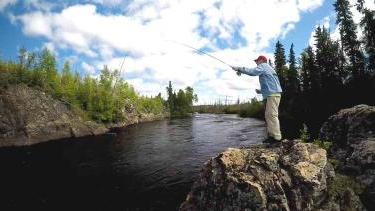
[43,42,57,55]
[18,11,53,37]
[24,0,56,11]
[297,0,324,12]
[82,62,96,75]
[90,0,123,7]
[0,0,17,11]
[13,0,326,104]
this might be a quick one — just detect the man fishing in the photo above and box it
[231,55,282,143]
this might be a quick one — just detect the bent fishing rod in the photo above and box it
[168,40,233,68]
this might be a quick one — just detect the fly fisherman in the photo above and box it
[231,55,282,143]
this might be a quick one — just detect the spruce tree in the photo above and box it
[314,26,344,119]
[300,52,310,93]
[334,0,365,79]
[166,81,175,113]
[304,47,320,92]
[360,9,375,73]
[274,41,288,90]
[287,43,299,95]
[358,7,375,105]
[314,26,342,88]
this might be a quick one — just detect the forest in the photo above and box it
[0,47,168,123]
[0,46,201,123]
[273,0,375,138]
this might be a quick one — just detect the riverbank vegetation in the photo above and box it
[194,98,264,119]
[273,0,375,139]
[166,81,198,117]
[0,48,203,123]
[0,48,166,123]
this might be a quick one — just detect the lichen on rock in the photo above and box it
[180,140,361,211]
[320,104,375,210]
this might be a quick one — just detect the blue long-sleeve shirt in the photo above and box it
[236,63,282,98]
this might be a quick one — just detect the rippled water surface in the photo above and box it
[0,114,265,210]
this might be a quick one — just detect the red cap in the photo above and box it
[254,55,267,62]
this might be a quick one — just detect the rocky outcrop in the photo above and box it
[108,111,168,129]
[0,84,108,147]
[180,140,363,210]
[320,104,375,209]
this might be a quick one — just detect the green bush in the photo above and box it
[312,139,333,151]
[194,99,264,119]
[300,124,310,142]
[328,174,364,197]
[0,48,167,123]
[238,101,264,119]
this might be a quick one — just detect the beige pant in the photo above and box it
[265,96,282,140]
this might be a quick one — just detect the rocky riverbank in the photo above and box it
[181,104,375,210]
[180,140,363,210]
[0,84,167,147]
[320,104,375,210]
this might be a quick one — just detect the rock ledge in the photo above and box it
[180,140,362,211]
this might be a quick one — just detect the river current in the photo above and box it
[0,114,265,210]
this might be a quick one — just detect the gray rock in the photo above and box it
[320,104,375,209]
[0,84,108,146]
[180,140,361,211]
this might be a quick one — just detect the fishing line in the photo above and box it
[167,40,233,68]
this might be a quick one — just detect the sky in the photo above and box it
[0,0,373,104]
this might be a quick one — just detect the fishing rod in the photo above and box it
[168,40,233,68]
[112,56,126,96]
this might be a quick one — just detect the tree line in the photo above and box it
[0,48,199,122]
[0,48,166,123]
[193,98,264,119]
[166,81,198,117]
[274,0,375,139]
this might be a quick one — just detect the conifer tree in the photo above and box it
[356,1,375,73]
[314,26,342,88]
[334,0,365,79]
[300,52,310,93]
[305,47,320,93]
[274,41,288,90]
[166,81,175,112]
[287,43,299,95]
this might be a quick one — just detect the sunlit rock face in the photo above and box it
[180,139,364,211]
[0,84,108,147]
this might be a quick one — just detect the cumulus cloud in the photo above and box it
[13,0,326,104]
[0,0,17,11]
[89,0,123,7]
[82,62,96,75]
[297,0,324,12]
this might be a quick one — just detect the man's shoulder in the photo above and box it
[259,63,275,72]
[261,63,273,68]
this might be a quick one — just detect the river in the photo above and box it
[0,114,265,211]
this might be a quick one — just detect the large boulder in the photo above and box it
[0,84,108,147]
[320,104,375,209]
[180,140,362,211]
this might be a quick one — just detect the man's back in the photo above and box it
[253,63,282,99]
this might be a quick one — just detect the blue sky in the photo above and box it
[0,0,365,104]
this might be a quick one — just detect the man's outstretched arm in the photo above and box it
[231,66,263,76]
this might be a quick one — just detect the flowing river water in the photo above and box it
[0,114,266,211]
